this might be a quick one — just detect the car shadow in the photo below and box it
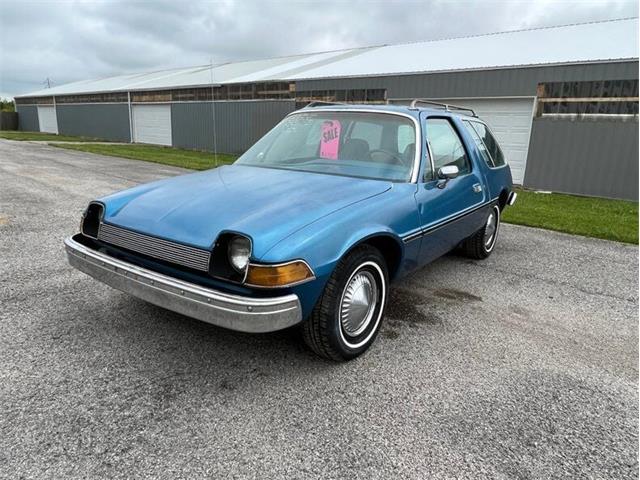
[69,252,478,400]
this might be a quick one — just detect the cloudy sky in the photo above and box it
[0,0,637,98]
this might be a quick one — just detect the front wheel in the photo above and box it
[302,245,388,361]
[460,204,501,260]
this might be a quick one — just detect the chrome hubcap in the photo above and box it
[340,270,378,337]
[484,209,498,248]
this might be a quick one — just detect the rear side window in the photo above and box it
[425,118,470,175]
[466,121,506,167]
[463,120,494,167]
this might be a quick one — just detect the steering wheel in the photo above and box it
[369,149,405,166]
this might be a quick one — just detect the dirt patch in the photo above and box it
[219,379,237,391]
[386,288,442,326]
[509,304,532,318]
[0,215,9,225]
[433,287,482,303]
[382,328,400,340]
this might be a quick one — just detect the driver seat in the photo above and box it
[340,139,371,162]
[402,143,415,164]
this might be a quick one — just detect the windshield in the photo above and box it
[235,111,417,182]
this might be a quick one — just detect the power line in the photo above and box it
[209,59,218,167]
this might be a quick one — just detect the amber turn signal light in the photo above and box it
[245,261,314,288]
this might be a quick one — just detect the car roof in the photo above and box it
[299,102,478,120]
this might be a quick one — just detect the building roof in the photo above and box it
[17,18,639,98]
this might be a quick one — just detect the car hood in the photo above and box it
[99,165,392,259]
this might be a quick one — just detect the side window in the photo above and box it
[350,121,383,150]
[425,118,470,175]
[463,120,494,167]
[469,121,506,167]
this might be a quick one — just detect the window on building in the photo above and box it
[426,118,470,175]
[48,83,296,105]
[294,89,387,109]
[536,79,639,117]
[55,92,128,103]
[131,90,172,103]
[15,96,54,105]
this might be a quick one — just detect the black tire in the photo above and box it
[301,245,388,361]
[460,204,501,260]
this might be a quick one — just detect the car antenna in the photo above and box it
[210,58,219,167]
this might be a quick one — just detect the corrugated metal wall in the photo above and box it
[297,61,638,99]
[57,104,131,142]
[16,105,39,132]
[171,100,295,154]
[524,118,639,200]
[12,61,638,199]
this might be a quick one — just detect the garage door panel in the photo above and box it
[37,106,58,134]
[434,98,535,184]
[132,105,172,146]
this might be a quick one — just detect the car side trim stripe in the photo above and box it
[402,197,499,244]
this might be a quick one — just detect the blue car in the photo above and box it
[65,101,516,361]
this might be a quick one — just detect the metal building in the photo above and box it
[14,18,639,199]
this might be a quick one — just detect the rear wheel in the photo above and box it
[302,245,388,361]
[460,204,500,260]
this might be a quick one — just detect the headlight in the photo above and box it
[81,202,104,239]
[228,236,251,273]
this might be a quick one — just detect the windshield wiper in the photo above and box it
[273,157,320,165]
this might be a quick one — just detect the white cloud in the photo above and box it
[0,0,637,97]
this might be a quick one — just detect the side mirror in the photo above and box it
[436,165,459,188]
[437,165,459,180]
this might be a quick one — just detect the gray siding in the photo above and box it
[172,100,295,154]
[297,61,638,99]
[16,105,39,131]
[524,118,639,200]
[56,104,131,141]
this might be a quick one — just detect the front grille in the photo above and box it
[97,223,211,272]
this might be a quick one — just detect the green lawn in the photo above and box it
[51,143,237,170]
[502,188,638,244]
[0,131,108,142]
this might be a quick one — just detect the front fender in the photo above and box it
[261,183,420,318]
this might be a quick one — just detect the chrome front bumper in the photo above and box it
[507,191,518,206]
[64,236,302,333]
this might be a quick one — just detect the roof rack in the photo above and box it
[303,101,347,108]
[409,99,477,117]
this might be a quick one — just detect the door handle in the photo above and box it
[472,183,483,193]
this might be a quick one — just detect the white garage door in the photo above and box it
[433,98,535,184]
[37,106,58,134]
[132,104,172,146]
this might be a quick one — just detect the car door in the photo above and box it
[414,115,488,265]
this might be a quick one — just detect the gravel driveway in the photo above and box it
[1,140,637,479]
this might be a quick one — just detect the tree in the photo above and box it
[0,98,15,112]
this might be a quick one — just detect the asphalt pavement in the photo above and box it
[1,139,638,479]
